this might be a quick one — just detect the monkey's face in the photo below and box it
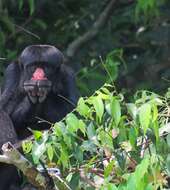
[24,66,52,104]
[19,45,63,104]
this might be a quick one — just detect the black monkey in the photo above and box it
[0,45,78,190]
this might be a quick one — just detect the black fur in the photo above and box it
[0,45,78,189]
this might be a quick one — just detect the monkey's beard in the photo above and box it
[24,80,52,104]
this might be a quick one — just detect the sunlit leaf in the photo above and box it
[110,97,121,126]
[54,122,65,137]
[92,95,104,122]
[66,113,79,133]
[87,122,96,139]
[153,121,159,143]
[32,142,46,164]
[76,97,90,117]
[66,173,73,183]
[78,120,86,135]
[166,154,170,173]
[139,104,151,134]
[98,130,113,149]
[104,160,115,178]
[22,140,33,154]
[60,145,69,168]
[152,104,158,121]
[135,157,149,184]
[126,103,137,119]
[129,127,137,148]
[47,143,54,161]
[166,134,170,147]
[31,129,42,140]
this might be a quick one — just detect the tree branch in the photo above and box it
[0,142,71,190]
[66,0,118,58]
[0,142,51,190]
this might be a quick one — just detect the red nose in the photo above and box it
[31,68,47,80]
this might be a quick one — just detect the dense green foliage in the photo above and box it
[1,0,170,189]
[23,83,170,189]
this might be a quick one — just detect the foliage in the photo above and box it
[23,83,170,189]
[0,0,170,188]
[135,0,164,22]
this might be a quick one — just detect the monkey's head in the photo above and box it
[19,45,64,104]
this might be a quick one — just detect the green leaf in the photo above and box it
[92,96,104,122]
[47,143,54,161]
[98,130,113,149]
[87,122,96,139]
[18,0,24,10]
[81,140,97,152]
[54,122,65,137]
[153,121,159,143]
[32,142,46,164]
[101,183,118,190]
[60,145,69,168]
[42,131,49,143]
[126,103,137,119]
[126,175,136,190]
[66,113,79,133]
[129,127,137,148]
[166,134,170,147]
[31,130,42,140]
[145,183,154,190]
[166,154,170,173]
[0,16,15,33]
[115,151,126,170]
[139,104,151,134]
[101,86,111,95]
[22,140,33,154]
[135,157,149,184]
[105,57,118,81]
[78,120,86,135]
[74,146,83,163]
[69,173,80,190]
[107,184,118,190]
[104,160,115,178]
[28,0,35,15]
[34,19,47,30]
[76,97,90,117]
[110,97,121,126]
[66,173,73,183]
[152,104,158,121]
[63,133,72,148]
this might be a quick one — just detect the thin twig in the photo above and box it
[6,16,34,42]
[15,24,40,40]
[35,116,53,125]
[57,94,76,107]
[80,170,97,188]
